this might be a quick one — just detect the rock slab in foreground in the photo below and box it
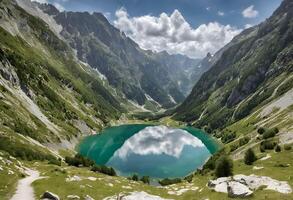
[103,191,173,200]
[208,174,292,198]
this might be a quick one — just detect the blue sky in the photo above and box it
[35,0,282,58]
[42,0,281,27]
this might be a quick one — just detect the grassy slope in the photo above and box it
[0,145,289,200]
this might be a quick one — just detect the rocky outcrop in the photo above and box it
[208,174,292,198]
[0,56,19,86]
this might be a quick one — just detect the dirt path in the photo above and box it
[10,169,41,200]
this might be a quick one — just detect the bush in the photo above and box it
[140,176,150,184]
[65,154,94,167]
[221,132,236,144]
[262,127,279,139]
[284,144,292,151]
[91,165,116,176]
[257,127,266,134]
[215,156,233,178]
[230,144,239,152]
[129,174,139,181]
[0,136,57,162]
[184,174,193,183]
[239,136,250,146]
[260,140,277,150]
[159,178,182,186]
[275,145,281,152]
[244,148,257,165]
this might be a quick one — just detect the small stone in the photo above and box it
[67,195,80,199]
[84,194,95,200]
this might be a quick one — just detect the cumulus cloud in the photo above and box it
[114,8,241,58]
[242,5,259,18]
[112,125,205,160]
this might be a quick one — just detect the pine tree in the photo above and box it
[215,156,233,178]
[244,148,257,165]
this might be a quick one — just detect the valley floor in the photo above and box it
[1,144,293,200]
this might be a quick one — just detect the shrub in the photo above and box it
[184,174,193,183]
[257,127,266,134]
[284,144,292,151]
[0,136,57,162]
[260,140,277,150]
[65,154,94,167]
[275,145,281,152]
[91,165,116,176]
[244,148,257,165]
[129,174,139,181]
[239,136,250,146]
[159,178,182,186]
[230,144,239,152]
[140,176,150,184]
[221,132,236,144]
[215,156,233,178]
[262,127,279,139]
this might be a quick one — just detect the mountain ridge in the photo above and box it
[174,0,293,131]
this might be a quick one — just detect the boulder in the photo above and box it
[208,174,292,198]
[41,191,60,200]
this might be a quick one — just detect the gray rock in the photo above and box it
[0,59,20,86]
[84,195,95,200]
[227,181,253,198]
[67,195,80,199]
[41,191,60,200]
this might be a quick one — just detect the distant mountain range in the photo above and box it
[37,2,210,109]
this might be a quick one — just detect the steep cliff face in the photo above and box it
[151,51,201,96]
[37,3,212,109]
[0,0,124,152]
[37,6,188,109]
[174,0,293,130]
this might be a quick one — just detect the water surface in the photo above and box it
[78,124,220,179]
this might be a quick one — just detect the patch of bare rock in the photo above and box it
[208,174,292,198]
[103,191,173,200]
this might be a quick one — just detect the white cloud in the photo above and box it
[218,11,224,16]
[242,5,259,18]
[114,8,241,58]
[112,126,206,160]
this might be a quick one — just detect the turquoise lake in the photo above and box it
[78,124,220,179]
